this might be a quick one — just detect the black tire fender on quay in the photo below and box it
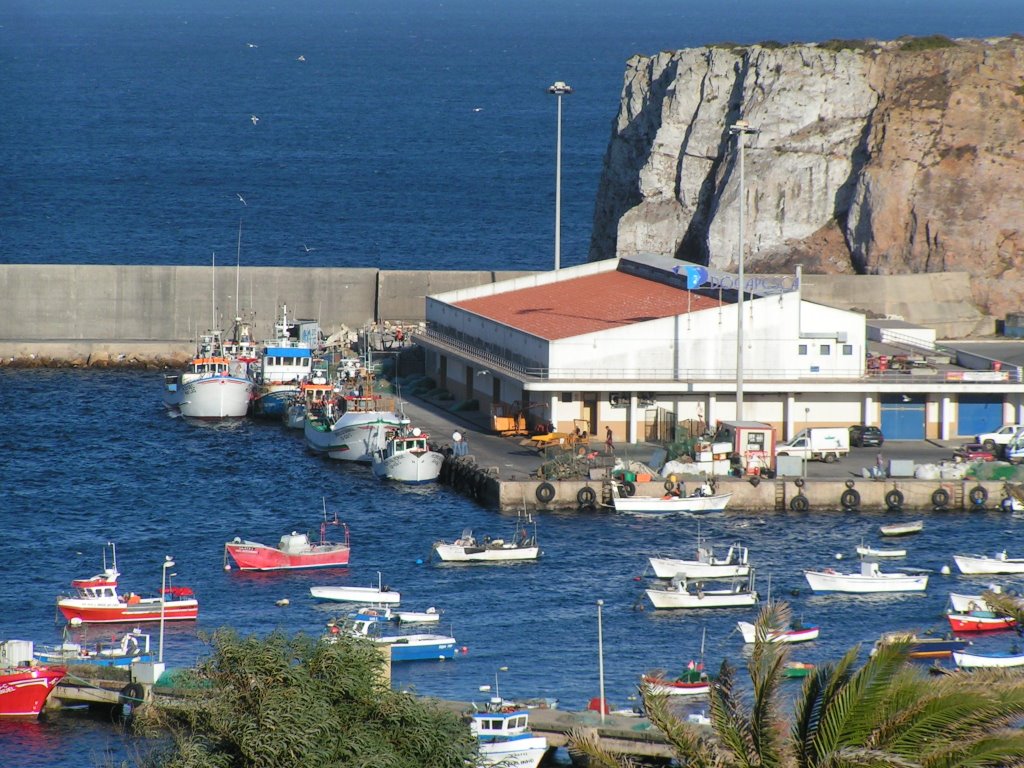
[536,482,556,504]
[577,486,597,506]
[885,489,904,511]
[622,480,637,497]
[790,494,809,512]
[844,479,856,489]
[120,682,145,707]
[663,479,675,492]
[840,488,861,509]
[1002,496,1015,513]
[932,487,950,508]
[794,478,805,488]
[968,485,988,506]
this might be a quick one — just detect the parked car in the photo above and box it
[849,425,884,447]
[975,424,1024,452]
[953,443,997,463]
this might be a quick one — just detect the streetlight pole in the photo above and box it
[548,81,573,271]
[729,119,757,421]
[160,556,175,663]
[596,598,606,724]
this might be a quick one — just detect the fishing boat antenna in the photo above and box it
[211,252,216,333]
[235,217,242,318]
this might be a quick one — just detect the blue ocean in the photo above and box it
[3,2,1024,766]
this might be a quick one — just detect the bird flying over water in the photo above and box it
[247,42,258,48]
[237,193,246,206]
[250,115,260,125]
[301,243,316,253]
[297,55,306,62]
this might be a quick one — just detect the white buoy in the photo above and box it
[835,552,844,560]
[276,598,290,607]
[224,564,231,571]
[70,617,83,627]
[940,565,951,575]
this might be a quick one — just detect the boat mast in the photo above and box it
[211,252,216,334]
[235,217,242,319]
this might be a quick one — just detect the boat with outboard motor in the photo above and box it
[434,516,540,563]
[611,479,731,516]
[310,572,400,604]
[224,506,350,571]
[326,616,458,662]
[34,627,152,667]
[649,533,750,579]
[372,424,444,484]
[954,648,1024,668]
[953,551,1024,575]
[645,572,758,609]
[804,561,928,593]
[57,543,199,624]
[737,620,820,644]
[946,611,1017,632]
[0,641,66,718]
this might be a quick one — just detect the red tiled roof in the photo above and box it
[453,271,725,341]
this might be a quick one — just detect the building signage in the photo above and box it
[673,264,798,295]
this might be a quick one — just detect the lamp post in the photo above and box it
[548,81,573,271]
[729,119,757,421]
[803,407,810,480]
[596,598,606,724]
[159,556,175,663]
[494,665,509,702]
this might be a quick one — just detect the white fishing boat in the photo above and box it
[33,628,152,667]
[612,480,731,516]
[304,389,403,462]
[953,649,1024,668]
[371,424,444,484]
[251,305,317,418]
[855,545,906,558]
[736,621,820,644]
[284,381,334,430]
[948,588,1000,614]
[470,698,549,768]
[649,540,750,580]
[326,618,458,662]
[394,607,442,624]
[434,516,540,563]
[804,561,928,593]
[645,573,758,609]
[163,330,254,419]
[310,572,400,605]
[953,552,1024,575]
[879,520,924,537]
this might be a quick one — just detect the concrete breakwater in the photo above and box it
[440,457,1010,513]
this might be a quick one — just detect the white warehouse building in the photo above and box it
[415,254,1023,444]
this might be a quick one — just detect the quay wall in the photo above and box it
[487,477,1005,513]
[0,265,531,360]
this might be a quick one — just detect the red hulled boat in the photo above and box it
[0,642,66,718]
[57,544,199,624]
[224,510,350,571]
[947,611,1017,633]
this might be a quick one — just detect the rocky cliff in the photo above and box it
[591,37,1024,320]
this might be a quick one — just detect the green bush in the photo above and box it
[899,34,957,52]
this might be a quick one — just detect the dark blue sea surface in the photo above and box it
[2,0,1022,272]
[5,368,1024,766]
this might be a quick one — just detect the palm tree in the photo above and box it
[569,601,1024,768]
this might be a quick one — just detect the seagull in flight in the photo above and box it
[247,42,258,48]
[236,193,246,206]
[297,55,306,62]
[250,114,260,125]
[301,243,316,253]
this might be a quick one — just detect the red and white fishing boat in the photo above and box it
[641,667,711,696]
[736,620,820,644]
[0,641,66,718]
[224,509,351,571]
[57,544,198,624]
[946,611,1017,633]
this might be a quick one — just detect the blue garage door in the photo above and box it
[880,395,926,439]
[958,394,1003,438]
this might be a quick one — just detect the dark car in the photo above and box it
[849,425,884,447]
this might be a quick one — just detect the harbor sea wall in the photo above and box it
[0,265,531,363]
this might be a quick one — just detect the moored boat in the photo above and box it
[434,517,540,563]
[371,424,444,484]
[953,552,1024,575]
[304,389,403,462]
[649,533,750,579]
[783,661,815,679]
[326,617,458,662]
[34,628,152,667]
[394,607,442,624]
[224,509,350,571]
[946,611,1017,632]
[641,666,710,696]
[737,620,820,644]
[872,631,970,658]
[284,381,334,429]
[879,520,924,537]
[251,305,318,418]
[953,648,1024,668]
[855,545,906,558]
[646,573,758,609]
[163,331,254,419]
[803,561,928,593]
[470,698,549,768]
[949,590,999,614]
[310,572,400,604]
[612,481,731,516]
[56,543,199,624]
[0,641,66,718]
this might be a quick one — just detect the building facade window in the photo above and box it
[842,344,853,355]
[798,344,808,355]
[820,344,831,355]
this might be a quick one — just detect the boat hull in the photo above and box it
[385,634,458,662]
[57,598,199,624]
[640,676,709,696]
[855,546,906,558]
[225,541,350,571]
[947,613,1017,632]
[477,737,549,768]
[645,588,758,609]
[304,411,403,462]
[434,543,540,562]
[953,554,1024,575]
[310,586,401,604]
[803,570,928,593]
[372,451,444,484]
[613,493,731,516]
[879,521,924,537]
[649,557,749,579]
[954,650,1024,668]
[0,667,66,718]
[165,375,253,419]
[252,386,297,417]
[737,621,820,644]
[948,592,994,613]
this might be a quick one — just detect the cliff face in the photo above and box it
[591,38,1024,319]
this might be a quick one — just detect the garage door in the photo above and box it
[958,394,1004,437]
[880,395,926,439]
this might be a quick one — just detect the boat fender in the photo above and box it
[664,479,675,492]
[931,488,950,509]
[622,480,636,497]
[885,489,904,511]
[536,482,556,504]
[577,486,597,506]
[1002,496,1015,513]
[119,682,145,708]
[840,488,861,510]
[845,479,856,490]
[749,475,760,487]
[794,478,805,488]
[968,485,988,507]
[789,494,809,512]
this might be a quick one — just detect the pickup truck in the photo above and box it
[775,427,849,464]
[975,424,1024,452]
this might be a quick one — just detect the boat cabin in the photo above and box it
[71,570,120,600]
[259,346,313,384]
[278,533,314,554]
[387,428,430,456]
[470,701,531,738]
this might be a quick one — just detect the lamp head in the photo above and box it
[548,81,573,95]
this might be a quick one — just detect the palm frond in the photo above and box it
[642,688,721,768]
[565,727,637,768]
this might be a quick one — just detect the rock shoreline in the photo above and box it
[0,351,193,371]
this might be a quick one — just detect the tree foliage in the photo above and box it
[569,601,1024,768]
[136,629,477,768]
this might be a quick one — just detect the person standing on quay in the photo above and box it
[605,426,614,455]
